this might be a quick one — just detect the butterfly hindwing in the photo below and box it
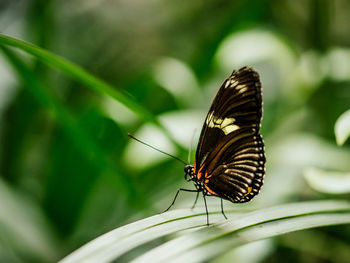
[195,67,265,203]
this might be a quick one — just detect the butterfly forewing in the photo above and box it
[195,67,265,203]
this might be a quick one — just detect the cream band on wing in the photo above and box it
[206,113,240,135]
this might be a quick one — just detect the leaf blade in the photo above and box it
[60,200,350,263]
[335,109,350,146]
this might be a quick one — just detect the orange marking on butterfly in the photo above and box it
[246,186,253,195]
[205,184,218,196]
[204,172,213,178]
[197,164,205,180]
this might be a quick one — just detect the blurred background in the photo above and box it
[1,0,350,262]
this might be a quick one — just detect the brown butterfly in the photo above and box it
[164,66,266,225]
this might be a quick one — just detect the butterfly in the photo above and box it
[164,66,266,225]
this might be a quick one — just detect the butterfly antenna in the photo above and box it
[128,133,187,165]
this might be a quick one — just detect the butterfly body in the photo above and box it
[185,66,265,205]
[157,66,266,224]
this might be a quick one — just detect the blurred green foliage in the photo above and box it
[0,0,350,262]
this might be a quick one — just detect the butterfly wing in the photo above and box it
[194,67,265,203]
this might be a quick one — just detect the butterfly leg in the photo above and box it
[191,191,200,209]
[163,188,199,213]
[220,199,227,219]
[202,193,209,226]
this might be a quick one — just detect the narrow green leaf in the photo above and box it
[304,167,350,194]
[335,109,350,146]
[59,209,226,263]
[159,213,350,263]
[1,46,146,208]
[0,34,152,121]
[59,200,350,263]
[0,34,180,148]
[132,201,350,263]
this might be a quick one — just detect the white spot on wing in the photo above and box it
[230,79,238,86]
[205,111,214,125]
[238,87,248,93]
[236,84,246,90]
[222,124,240,134]
[207,116,240,135]
[221,118,234,127]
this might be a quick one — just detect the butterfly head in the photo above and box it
[184,164,205,191]
[184,164,195,182]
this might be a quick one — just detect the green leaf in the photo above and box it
[151,213,350,263]
[59,200,350,263]
[335,109,350,146]
[0,34,180,147]
[304,167,350,194]
[0,34,150,121]
[1,46,147,212]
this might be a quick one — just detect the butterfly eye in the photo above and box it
[184,165,193,174]
[184,165,189,174]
